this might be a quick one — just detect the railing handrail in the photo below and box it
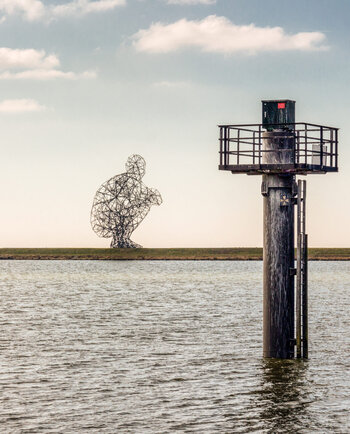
[218,122,339,131]
[218,122,339,172]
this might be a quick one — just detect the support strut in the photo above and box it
[296,180,308,358]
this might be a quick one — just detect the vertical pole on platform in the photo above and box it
[296,180,302,358]
[262,130,296,359]
[302,232,308,357]
[296,180,308,358]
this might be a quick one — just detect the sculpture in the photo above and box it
[90,155,162,248]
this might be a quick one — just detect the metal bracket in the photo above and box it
[280,193,291,206]
[261,181,268,197]
[289,268,297,276]
[292,180,298,197]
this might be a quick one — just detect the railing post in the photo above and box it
[296,130,300,164]
[253,131,256,165]
[224,127,228,166]
[220,127,223,166]
[227,127,230,166]
[292,124,296,165]
[305,124,308,165]
[259,125,262,165]
[335,129,338,169]
[330,129,334,167]
[320,126,324,166]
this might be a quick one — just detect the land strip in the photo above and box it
[0,248,349,260]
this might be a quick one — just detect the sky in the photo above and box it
[0,0,349,248]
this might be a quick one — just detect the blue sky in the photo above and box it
[0,0,349,247]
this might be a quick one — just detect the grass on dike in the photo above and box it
[0,248,349,260]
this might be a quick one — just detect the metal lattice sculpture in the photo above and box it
[91,155,162,248]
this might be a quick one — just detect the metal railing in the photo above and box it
[219,123,338,172]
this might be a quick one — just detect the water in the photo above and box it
[0,260,349,433]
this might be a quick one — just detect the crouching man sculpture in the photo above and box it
[91,154,162,248]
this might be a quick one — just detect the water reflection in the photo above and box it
[258,359,311,432]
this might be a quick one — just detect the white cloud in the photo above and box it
[167,0,216,4]
[153,80,190,88]
[0,0,45,21]
[133,15,328,54]
[0,98,46,113]
[0,69,97,80]
[52,0,126,17]
[0,47,59,69]
[0,47,96,80]
[0,0,125,21]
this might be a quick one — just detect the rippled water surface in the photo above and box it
[0,260,349,433]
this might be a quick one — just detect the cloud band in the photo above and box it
[133,15,328,54]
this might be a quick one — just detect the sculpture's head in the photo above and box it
[126,154,146,179]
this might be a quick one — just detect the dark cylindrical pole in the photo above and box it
[302,233,308,358]
[262,131,296,359]
[296,181,302,358]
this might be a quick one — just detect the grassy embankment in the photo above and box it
[0,248,349,260]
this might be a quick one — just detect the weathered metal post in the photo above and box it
[261,130,296,358]
[218,99,339,359]
[302,233,308,358]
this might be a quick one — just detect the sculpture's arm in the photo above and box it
[148,188,162,206]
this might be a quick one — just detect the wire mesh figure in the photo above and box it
[91,155,162,248]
